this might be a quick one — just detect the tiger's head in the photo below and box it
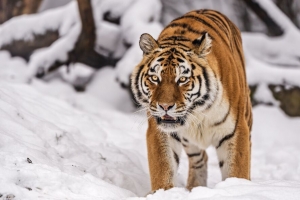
[131,32,217,133]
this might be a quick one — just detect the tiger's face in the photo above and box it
[131,32,214,133]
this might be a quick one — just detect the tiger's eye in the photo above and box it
[152,75,158,81]
[179,77,187,82]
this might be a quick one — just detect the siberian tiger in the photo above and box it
[131,9,252,192]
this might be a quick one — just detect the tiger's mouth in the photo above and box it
[156,114,185,125]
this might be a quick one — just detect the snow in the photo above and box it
[115,0,163,85]
[0,1,78,46]
[257,0,296,32]
[253,83,279,106]
[132,179,300,200]
[242,0,300,67]
[0,52,300,199]
[244,46,300,87]
[27,24,81,79]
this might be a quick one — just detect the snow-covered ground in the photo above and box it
[0,52,300,200]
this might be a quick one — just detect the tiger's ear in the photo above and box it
[139,33,158,54]
[192,32,212,57]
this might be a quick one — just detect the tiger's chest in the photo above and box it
[177,86,235,149]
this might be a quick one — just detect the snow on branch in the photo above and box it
[0,1,78,47]
[243,0,300,67]
[115,0,163,85]
[257,0,298,33]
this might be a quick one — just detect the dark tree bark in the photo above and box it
[46,0,117,76]
[68,0,117,69]
[275,0,300,29]
[242,0,284,36]
[233,0,252,32]
[0,0,43,24]
[1,31,59,61]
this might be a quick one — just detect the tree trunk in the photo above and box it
[0,0,43,24]
[242,0,284,36]
[66,0,117,70]
[42,0,117,76]
[275,0,300,29]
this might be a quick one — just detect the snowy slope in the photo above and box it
[0,54,300,199]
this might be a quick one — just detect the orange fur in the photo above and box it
[131,9,252,192]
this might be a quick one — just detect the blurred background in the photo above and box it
[0,0,300,115]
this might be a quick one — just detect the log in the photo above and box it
[0,0,43,24]
[242,0,284,36]
[65,0,117,70]
[1,31,59,61]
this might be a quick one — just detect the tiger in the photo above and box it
[131,9,252,192]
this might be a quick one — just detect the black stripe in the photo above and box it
[177,58,185,63]
[140,72,148,96]
[187,152,201,157]
[170,133,181,143]
[177,15,229,48]
[216,108,239,149]
[204,12,230,33]
[183,137,188,142]
[196,9,208,14]
[177,42,191,50]
[201,65,210,92]
[158,51,171,57]
[174,50,186,59]
[162,36,191,42]
[159,42,191,50]
[216,133,235,149]
[182,68,190,74]
[157,58,164,62]
[192,33,206,46]
[195,152,204,164]
[189,75,202,100]
[187,81,195,92]
[204,15,228,37]
[147,57,155,68]
[173,151,179,165]
[149,64,159,73]
[214,106,230,126]
[192,164,203,169]
[134,65,145,100]
[165,22,202,35]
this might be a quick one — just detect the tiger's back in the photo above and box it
[131,9,252,192]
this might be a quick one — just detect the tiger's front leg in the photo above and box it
[216,119,251,180]
[147,118,181,192]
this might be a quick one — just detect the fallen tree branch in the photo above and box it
[242,0,284,36]
[0,0,43,24]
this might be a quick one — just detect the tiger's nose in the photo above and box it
[159,103,175,111]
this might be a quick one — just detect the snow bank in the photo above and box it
[0,51,28,83]
[0,1,78,47]
[131,179,300,200]
[242,0,300,67]
[115,0,163,85]
[0,81,149,199]
[0,77,299,199]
